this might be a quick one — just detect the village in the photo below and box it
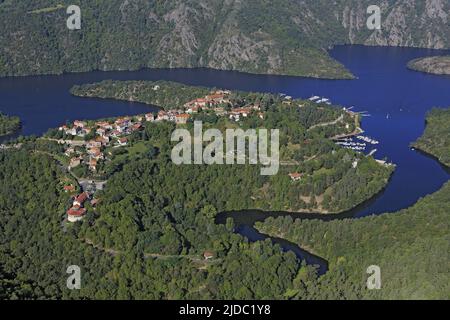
[59,89,272,223]
[58,89,357,223]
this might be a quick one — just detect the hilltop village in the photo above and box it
[42,85,385,223]
[55,89,283,223]
[58,89,288,169]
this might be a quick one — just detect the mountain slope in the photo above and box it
[0,0,449,78]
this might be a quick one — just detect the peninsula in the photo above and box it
[407,56,450,76]
[412,107,450,167]
[69,80,393,214]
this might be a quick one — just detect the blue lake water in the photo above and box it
[1,45,450,269]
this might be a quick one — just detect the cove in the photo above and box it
[1,45,450,273]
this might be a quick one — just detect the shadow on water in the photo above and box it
[414,148,450,175]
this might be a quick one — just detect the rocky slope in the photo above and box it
[0,0,449,78]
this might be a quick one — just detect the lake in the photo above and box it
[1,45,450,271]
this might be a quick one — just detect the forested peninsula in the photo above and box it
[413,108,450,167]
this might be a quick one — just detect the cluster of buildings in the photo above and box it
[64,189,100,222]
[143,89,266,125]
[59,89,282,223]
[66,192,89,222]
[184,90,264,122]
[60,116,145,172]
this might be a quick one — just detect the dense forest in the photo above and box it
[0,115,446,299]
[1,82,395,299]
[0,112,21,136]
[256,180,450,299]
[0,141,311,300]
[413,108,450,167]
[1,0,449,78]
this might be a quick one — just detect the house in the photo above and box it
[116,123,128,133]
[73,120,86,128]
[63,185,75,193]
[110,130,122,138]
[88,146,101,155]
[186,106,200,114]
[234,108,251,117]
[67,127,79,136]
[206,93,226,104]
[90,149,103,160]
[96,136,109,145]
[175,114,190,124]
[96,128,107,136]
[229,113,240,122]
[65,147,75,157]
[192,98,208,108]
[69,157,81,169]
[118,137,128,146]
[157,111,169,121]
[203,251,215,260]
[67,206,87,223]
[96,121,113,130]
[89,158,98,171]
[73,192,89,207]
[289,172,303,182]
[131,123,142,131]
[87,141,102,149]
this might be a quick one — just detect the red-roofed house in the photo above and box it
[74,120,86,128]
[67,206,87,223]
[63,185,75,193]
[118,137,128,146]
[288,172,303,182]
[203,251,215,260]
[89,158,98,171]
[175,114,190,124]
[73,192,89,207]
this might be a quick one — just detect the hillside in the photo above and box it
[0,112,21,136]
[408,56,450,75]
[413,108,450,167]
[1,0,449,78]
[256,180,450,300]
